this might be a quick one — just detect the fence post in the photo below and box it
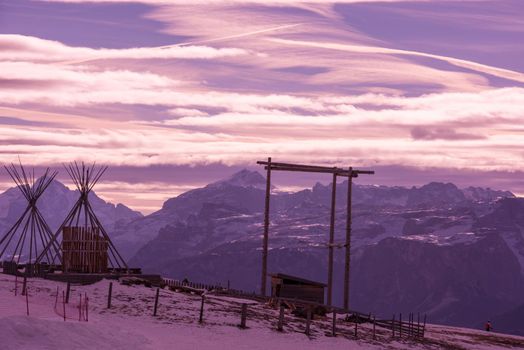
[66,282,71,304]
[79,294,82,321]
[55,286,58,308]
[22,276,27,296]
[25,286,29,316]
[417,313,421,338]
[354,319,358,338]
[392,314,395,338]
[107,282,113,309]
[62,291,66,321]
[398,314,402,338]
[153,288,160,316]
[239,303,248,329]
[373,316,376,340]
[85,293,89,322]
[15,275,18,296]
[408,313,411,337]
[199,295,205,324]
[277,303,285,332]
[413,313,416,337]
[331,309,337,337]
[305,307,312,336]
[423,314,427,338]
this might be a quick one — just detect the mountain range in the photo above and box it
[1,170,523,335]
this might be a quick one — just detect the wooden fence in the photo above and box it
[161,277,426,339]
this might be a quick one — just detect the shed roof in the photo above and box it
[269,273,326,287]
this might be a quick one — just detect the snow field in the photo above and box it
[1,274,523,349]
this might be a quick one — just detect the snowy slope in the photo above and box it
[1,275,523,350]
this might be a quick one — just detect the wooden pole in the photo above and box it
[331,309,337,337]
[153,288,160,316]
[240,303,247,329]
[79,294,82,321]
[373,316,376,340]
[199,295,205,324]
[343,168,353,310]
[423,314,427,338]
[62,291,66,321]
[398,314,402,338]
[417,313,421,338]
[15,274,18,296]
[261,157,271,296]
[392,314,395,338]
[354,319,358,338]
[22,276,27,296]
[411,313,414,337]
[277,303,285,332]
[25,286,29,316]
[327,173,336,306]
[107,282,112,309]
[66,281,70,304]
[305,307,312,336]
[55,286,58,308]
[85,293,89,322]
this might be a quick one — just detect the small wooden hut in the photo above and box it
[270,273,326,304]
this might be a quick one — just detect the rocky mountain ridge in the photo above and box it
[119,170,523,335]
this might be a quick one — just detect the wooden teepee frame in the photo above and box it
[0,162,61,267]
[37,162,128,272]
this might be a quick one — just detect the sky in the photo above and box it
[0,0,523,214]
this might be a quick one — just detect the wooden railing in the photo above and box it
[161,277,426,339]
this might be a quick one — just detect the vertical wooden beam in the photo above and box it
[327,173,337,306]
[343,167,353,310]
[239,303,248,329]
[85,293,89,322]
[25,286,29,316]
[277,303,285,332]
[399,313,403,338]
[305,307,312,336]
[107,282,113,309]
[199,295,205,324]
[417,313,421,338]
[66,281,71,304]
[392,314,395,338]
[153,288,160,316]
[423,314,427,338]
[62,291,66,321]
[331,309,337,337]
[261,157,271,296]
[373,315,376,340]
[22,276,27,296]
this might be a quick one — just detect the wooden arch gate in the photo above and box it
[257,158,374,309]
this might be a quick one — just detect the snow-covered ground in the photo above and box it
[1,274,523,350]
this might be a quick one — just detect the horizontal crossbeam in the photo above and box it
[257,161,374,177]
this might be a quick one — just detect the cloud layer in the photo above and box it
[1,0,523,211]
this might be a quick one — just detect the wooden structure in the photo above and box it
[270,273,325,304]
[0,162,61,273]
[257,158,374,309]
[37,162,128,273]
[62,227,108,273]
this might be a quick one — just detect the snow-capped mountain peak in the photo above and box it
[210,169,267,190]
